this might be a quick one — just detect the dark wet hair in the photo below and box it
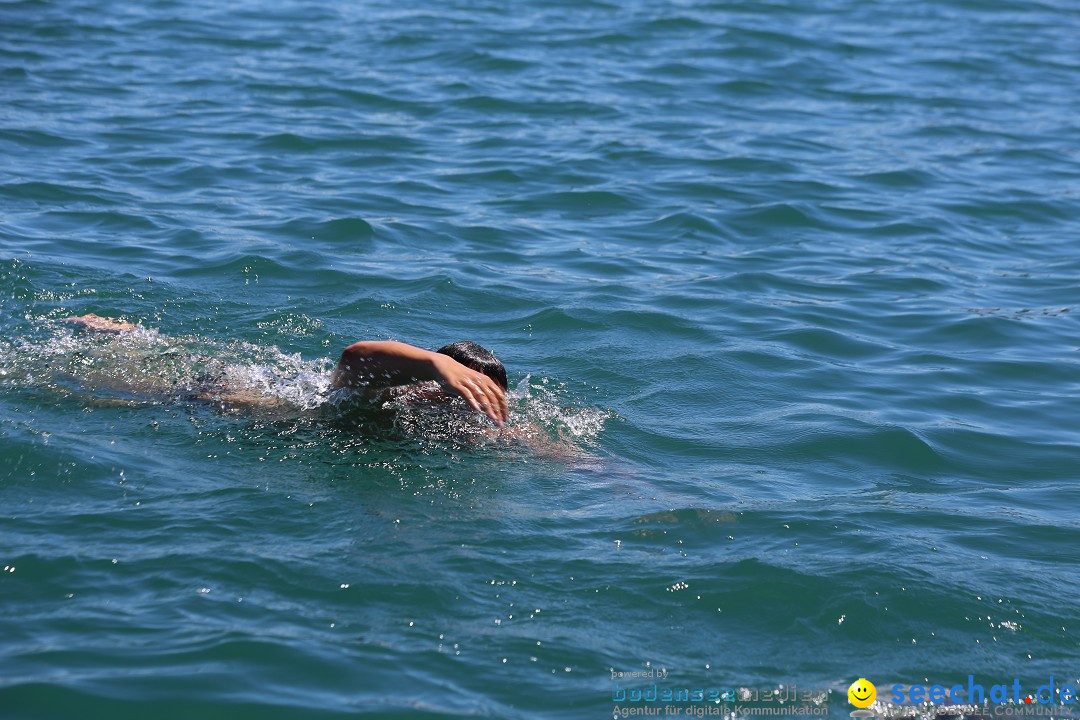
[436,341,508,390]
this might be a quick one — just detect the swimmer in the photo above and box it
[63,313,509,426]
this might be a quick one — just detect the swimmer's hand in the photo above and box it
[332,340,509,426]
[63,313,137,334]
[430,351,509,426]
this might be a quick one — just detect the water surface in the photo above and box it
[2,0,1079,717]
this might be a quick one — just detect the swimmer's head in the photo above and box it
[436,341,507,390]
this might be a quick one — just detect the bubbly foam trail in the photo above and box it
[1,320,336,411]
[1,320,613,447]
[508,374,611,444]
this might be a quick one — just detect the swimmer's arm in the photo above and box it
[332,341,450,388]
[332,341,508,425]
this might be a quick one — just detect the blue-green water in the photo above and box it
[2,0,1079,717]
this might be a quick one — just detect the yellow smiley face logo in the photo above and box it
[848,678,876,708]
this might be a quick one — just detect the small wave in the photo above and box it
[509,374,612,444]
[333,372,612,455]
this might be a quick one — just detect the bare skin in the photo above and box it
[63,313,137,333]
[63,315,509,425]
